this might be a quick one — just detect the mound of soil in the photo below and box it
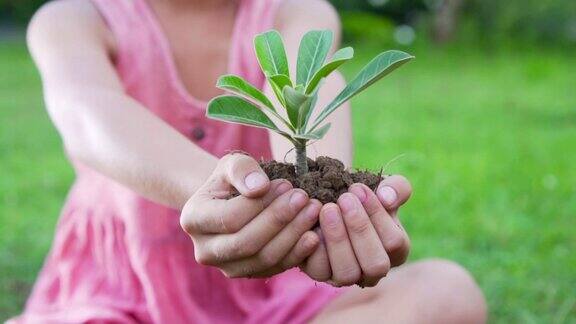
[260,156,383,204]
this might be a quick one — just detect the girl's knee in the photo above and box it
[411,258,487,323]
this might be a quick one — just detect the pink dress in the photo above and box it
[10,0,343,323]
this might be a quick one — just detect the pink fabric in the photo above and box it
[10,0,344,323]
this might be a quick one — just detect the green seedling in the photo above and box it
[207,29,413,176]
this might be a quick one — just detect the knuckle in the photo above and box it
[258,250,280,268]
[179,214,195,235]
[390,236,411,266]
[194,249,215,266]
[385,233,409,254]
[180,199,210,234]
[364,259,391,278]
[334,267,361,286]
[179,205,199,234]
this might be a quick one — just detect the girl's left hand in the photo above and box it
[300,175,412,287]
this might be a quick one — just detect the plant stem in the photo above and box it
[295,141,308,176]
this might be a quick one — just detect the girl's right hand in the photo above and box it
[180,153,322,278]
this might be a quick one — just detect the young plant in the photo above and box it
[207,29,413,176]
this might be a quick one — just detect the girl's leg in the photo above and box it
[312,259,487,324]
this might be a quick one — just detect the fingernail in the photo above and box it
[349,185,367,203]
[303,202,320,222]
[338,194,357,213]
[378,186,397,206]
[303,233,319,250]
[289,190,308,210]
[244,171,268,190]
[323,207,340,226]
[275,181,292,195]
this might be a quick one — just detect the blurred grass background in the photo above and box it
[1,0,576,322]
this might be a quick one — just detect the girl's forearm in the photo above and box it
[47,88,217,209]
[28,3,217,210]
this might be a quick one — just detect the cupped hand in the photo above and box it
[180,153,322,278]
[301,176,412,287]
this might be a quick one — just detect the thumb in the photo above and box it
[376,175,412,211]
[220,153,270,198]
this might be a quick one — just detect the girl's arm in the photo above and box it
[267,0,353,167]
[28,1,216,209]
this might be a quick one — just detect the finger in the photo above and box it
[320,203,361,287]
[338,193,390,287]
[219,153,271,198]
[181,179,292,235]
[264,200,321,268]
[219,200,321,276]
[350,184,410,267]
[249,231,321,278]
[300,229,332,282]
[278,231,320,270]
[204,189,309,263]
[376,175,412,210]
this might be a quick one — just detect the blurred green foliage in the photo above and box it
[333,0,576,47]
[331,0,425,23]
[340,11,396,46]
[0,0,45,23]
[464,0,576,46]
[1,0,575,46]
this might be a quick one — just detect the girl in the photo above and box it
[12,0,486,322]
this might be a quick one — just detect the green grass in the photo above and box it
[1,41,575,323]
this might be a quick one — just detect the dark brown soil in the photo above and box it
[260,156,383,204]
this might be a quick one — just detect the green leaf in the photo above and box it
[282,86,310,129]
[300,89,319,130]
[207,95,280,131]
[268,74,292,90]
[296,30,333,87]
[254,30,290,77]
[305,47,354,94]
[267,74,292,106]
[293,123,331,140]
[311,50,414,130]
[216,75,275,111]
